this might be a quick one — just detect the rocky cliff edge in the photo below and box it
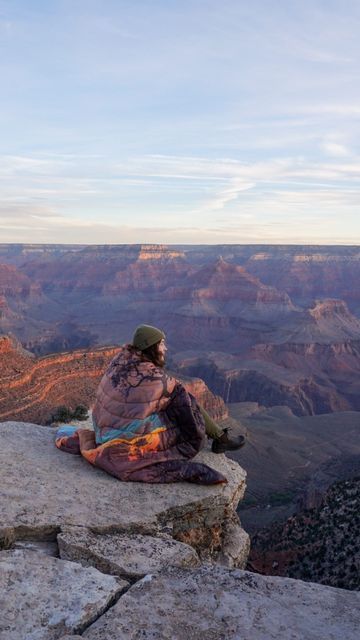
[1,421,359,640]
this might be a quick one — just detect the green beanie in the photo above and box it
[132,324,165,351]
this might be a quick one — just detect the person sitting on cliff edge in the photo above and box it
[57,324,245,484]
[92,324,245,454]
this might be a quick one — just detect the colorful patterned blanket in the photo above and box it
[55,385,227,485]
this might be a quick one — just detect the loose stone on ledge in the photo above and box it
[58,526,200,580]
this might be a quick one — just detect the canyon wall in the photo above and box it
[2,244,360,417]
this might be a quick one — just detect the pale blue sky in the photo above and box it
[1,0,360,244]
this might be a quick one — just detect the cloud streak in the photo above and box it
[1,213,358,245]
[1,149,360,237]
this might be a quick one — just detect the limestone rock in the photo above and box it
[0,422,246,561]
[58,526,200,580]
[0,549,127,640]
[216,515,250,569]
[83,565,360,640]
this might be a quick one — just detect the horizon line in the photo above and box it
[1,242,360,248]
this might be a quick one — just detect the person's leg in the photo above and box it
[198,404,246,453]
[199,405,223,439]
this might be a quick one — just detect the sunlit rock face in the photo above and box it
[137,245,186,261]
[0,339,119,424]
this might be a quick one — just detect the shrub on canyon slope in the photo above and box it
[51,404,89,423]
[72,404,89,420]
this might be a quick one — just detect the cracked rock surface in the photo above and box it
[0,549,127,640]
[83,565,360,640]
[58,526,200,580]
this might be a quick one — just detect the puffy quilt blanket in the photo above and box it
[55,385,227,485]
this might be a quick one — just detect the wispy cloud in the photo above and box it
[1,149,360,232]
[1,214,357,246]
[198,179,255,212]
[322,142,352,157]
[113,153,360,215]
[294,104,360,117]
[0,203,59,219]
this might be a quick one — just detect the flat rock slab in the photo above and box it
[58,526,200,579]
[0,549,128,640]
[83,565,360,640]
[0,422,246,542]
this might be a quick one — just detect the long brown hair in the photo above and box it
[141,341,164,368]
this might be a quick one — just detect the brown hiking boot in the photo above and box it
[211,428,246,454]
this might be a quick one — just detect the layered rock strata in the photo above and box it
[246,247,360,306]
[3,244,360,420]
[174,331,360,415]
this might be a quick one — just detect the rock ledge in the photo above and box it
[0,421,248,565]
